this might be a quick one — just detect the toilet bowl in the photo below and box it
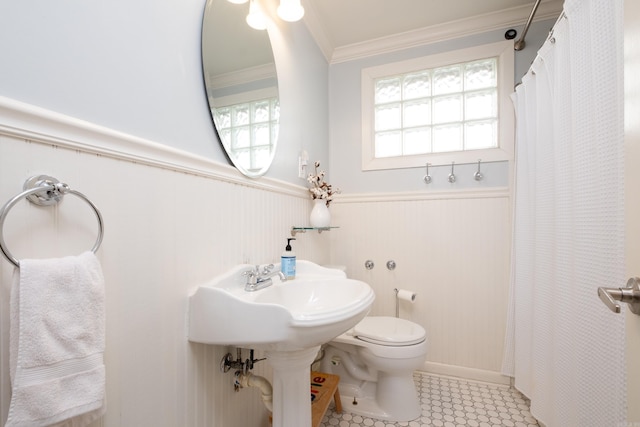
[319,315,427,422]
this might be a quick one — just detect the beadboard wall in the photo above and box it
[0,99,329,426]
[0,97,514,426]
[329,190,512,383]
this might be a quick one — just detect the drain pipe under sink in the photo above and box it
[234,371,273,413]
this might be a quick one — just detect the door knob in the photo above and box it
[598,277,640,315]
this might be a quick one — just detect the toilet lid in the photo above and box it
[352,316,426,346]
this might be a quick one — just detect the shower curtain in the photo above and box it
[502,0,626,425]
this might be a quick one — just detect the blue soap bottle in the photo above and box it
[281,238,296,279]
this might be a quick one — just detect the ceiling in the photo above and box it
[301,0,563,61]
[203,0,564,81]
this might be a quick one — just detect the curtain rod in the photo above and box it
[516,10,568,86]
[514,0,542,51]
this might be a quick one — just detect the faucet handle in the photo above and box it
[244,265,260,275]
[242,268,258,284]
[262,264,275,274]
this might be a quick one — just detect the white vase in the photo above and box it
[310,199,331,228]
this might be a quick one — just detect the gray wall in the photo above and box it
[328,19,556,193]
[0,0,328,185]
[0,0,553,190]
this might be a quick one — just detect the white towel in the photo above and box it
[6,251,106,427]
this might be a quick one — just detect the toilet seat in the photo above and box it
[352,316,426,346]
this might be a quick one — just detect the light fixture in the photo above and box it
[227,0,248,4]
[246,0,267,30]
[277,0,304,22]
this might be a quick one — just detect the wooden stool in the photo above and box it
[310,371,342,427]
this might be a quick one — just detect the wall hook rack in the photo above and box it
[417,159,498,184]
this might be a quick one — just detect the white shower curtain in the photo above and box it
[503,0,626,425]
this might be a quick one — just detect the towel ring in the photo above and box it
[0,175,104,267]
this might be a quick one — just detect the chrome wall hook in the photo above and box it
[448,162,456,183]
[474,159,484,181]
[423,163,432,184]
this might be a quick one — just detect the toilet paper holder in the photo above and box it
[393,288,417,317]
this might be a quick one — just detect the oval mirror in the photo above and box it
[202,0,279,178]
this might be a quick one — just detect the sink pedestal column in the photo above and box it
[266,346,320,427]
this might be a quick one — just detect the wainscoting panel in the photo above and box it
[0,97,514,426]
[0,116,328,426]
[330,191,512,381]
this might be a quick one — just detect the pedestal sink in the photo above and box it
[188,261,375,426]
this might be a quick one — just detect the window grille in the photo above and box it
[214,97,279,172]
[361,41,514,171]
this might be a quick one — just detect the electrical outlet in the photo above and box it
[298,157,306,178]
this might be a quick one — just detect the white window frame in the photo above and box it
[361,40,514,171]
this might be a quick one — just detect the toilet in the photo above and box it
[319,315,428,422]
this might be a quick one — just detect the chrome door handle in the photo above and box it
[598,277,640,315]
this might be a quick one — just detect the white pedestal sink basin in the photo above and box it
[188,260,375,426]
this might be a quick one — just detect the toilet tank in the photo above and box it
[323,265,347,275]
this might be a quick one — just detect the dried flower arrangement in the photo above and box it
[307,161,340,206]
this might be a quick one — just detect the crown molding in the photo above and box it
[303,0,563,64]
[209,62,277,89]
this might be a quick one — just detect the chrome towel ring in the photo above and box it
[0,175,104,267]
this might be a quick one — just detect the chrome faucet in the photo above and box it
[243,264,286,292]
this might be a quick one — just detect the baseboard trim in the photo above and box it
[420,361,511,385]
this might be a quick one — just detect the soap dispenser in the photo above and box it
[281,238,296,279]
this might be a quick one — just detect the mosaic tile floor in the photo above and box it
[319,372,539,427]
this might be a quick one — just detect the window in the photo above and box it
[213,96,279,173]
[361,41,514,171]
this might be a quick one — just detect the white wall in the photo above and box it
[325,20,557,382]
[0,0,331,425]
[0,101,330,426]
[0,0,562,424]
[330,190,511,383]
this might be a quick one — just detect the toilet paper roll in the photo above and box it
[396,289,417,303]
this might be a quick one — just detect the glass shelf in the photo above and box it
[291,226,339,236]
